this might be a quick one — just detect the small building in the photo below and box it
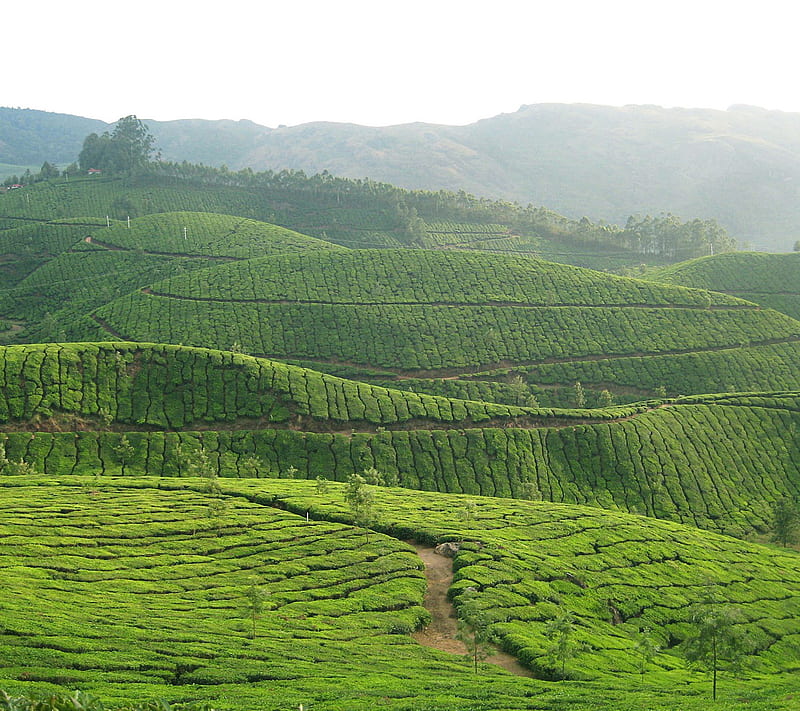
[87,168,102,175]
[9,184,22,189]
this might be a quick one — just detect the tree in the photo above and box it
[455,589,492,673]
[544,610,585,679]
[597,389,615,407]
[574,381,586,408]
[243,578,268,640]
[38,161,60,181]
[78,115,155,173]
[344,473,378,540]
[633,627,660,677]
[111,115,155,169]
[794,240,800,252]
[112,434,136,472]
[771,497,800,547]
[683,591,747,701]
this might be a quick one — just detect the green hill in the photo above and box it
[1,476,798,710]
[7,104,800,250]
[84,249,800,403]
[648,251,800,321]
[0,212,340,342]
[0,342,798,538]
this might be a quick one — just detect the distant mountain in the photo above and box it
[5,104,800,249]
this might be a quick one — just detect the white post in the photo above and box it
[106,215,110,227]
[127,216,131,228]
[184,226,188,240]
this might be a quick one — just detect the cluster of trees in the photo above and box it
[1,160,77,188]
[78,115,156,174]
[144,153,736,258]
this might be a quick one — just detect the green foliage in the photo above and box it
[243,578,268,640]
[344,473,378,537]
[78,116,155,174]
[633,628,661,677]
[544,610,586,679]
[771,498,800,547]
[683,590,749,700]
[649,251,800,320]
[1,478,799,710]
[455,588,492,673]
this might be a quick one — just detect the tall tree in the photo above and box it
[683,590,747,701]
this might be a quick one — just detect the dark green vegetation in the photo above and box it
[0,160,733,268]
[1,477,798,711]
[649,251,800,321]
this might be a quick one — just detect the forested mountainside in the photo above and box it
[6,104,800,249]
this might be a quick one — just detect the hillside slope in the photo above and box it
[84,249,800,402]
[648,251,800,320]
[1,477,798,710]
[0,342,798,537]
[6,104,800,249]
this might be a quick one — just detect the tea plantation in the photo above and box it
[0,175,798,710]
[0,342,797,539]
[648,251,800,321]
[0,477,798,710]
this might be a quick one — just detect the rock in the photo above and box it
[434,541,461,558]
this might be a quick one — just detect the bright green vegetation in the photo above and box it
[0,342,798,538]
[649,251,800,320]
[0,477,797,710]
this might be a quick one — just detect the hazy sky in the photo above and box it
[6,0,798,127]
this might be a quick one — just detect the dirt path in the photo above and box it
[411,543,533,677]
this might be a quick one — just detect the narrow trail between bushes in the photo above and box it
[411,543,533,677]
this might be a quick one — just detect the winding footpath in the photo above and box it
[411,543,533,677]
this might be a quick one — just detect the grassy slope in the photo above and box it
[0,477,798,711]
[648,251,800,321]
[0,212,341,342]
[87,249,800,402]
[0,342,797,537]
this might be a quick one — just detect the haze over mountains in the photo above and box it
[4,103,800,251]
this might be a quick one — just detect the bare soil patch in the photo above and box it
[411,543,534,677]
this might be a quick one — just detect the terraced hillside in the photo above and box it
[1,477,798,711]
[0,342,798,538]
[0,173,722,270]
[648,251,800,321]
[85,249,800,401]
[0,212,340,342]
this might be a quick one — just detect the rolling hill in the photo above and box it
[1,476,798,710]
[81,249,800,404]
[0,341,797,538]
[0,134,798,711]
[647,251,800,321]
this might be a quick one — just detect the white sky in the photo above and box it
[5,0,798,127]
